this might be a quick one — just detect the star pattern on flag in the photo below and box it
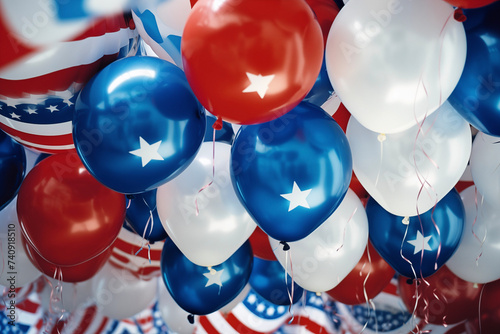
[280,181,312,212]
[24,107,38,114]
[242,72,275,99]
[46,105,59,112]
[129,137,164,167]
[407,230,432,254]
[9,112,21,120]
[204,268,224,288]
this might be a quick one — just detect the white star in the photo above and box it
[280,181,312,212]
[256,303,266,312]
[4,97,18,107]
[46,105,59,112]
[247,293,257,304]
[242,72,275,99]
[10,112,21,120]
[129,137,164,167]
[24,107,37,115]
[203,268,224,288]
[407,230,432,255]
[63,98,73,106]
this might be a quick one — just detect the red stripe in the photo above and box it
[69,14,129,41]
[108,258,160,280]
[112,238,162,261]
[382,281,398,296]
[0,123,73,144]
[17,298,40,313]
[94,317,110,334]
[199,315,221,334]
[226,312,271,334]
[72,305,98,334]
[296,316,328,334]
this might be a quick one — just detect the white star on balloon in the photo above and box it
[242,72,275,99]
[46,105,59,112]
[10,112,21,120]
[24,107,37,114]
[280,181,312,212]
[129,137,164,167]
[407,230,432,254]
[203,268,224,288]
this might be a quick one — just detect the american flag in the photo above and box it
[196,288,291,334]
[0,12,137,153]
[108,226,164,281]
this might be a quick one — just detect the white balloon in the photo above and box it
[325,0,466,134]
[347,101,471,217]
[446,186,500,284]
[39,276,93,314]
[157,142,256,267]
[0,198,41,287]
[269,189,368,292]
[157,280,196,334]
[91,262,157,319]
[470,132,500,206]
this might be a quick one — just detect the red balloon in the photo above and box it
[443,0,498,8]
[464,278,500,333]
[17,151,126,282]
[304,0,340,46]
[181,0,324,125]
[398,265,483,325]
[326,242,395,305]
[249,226,276,261]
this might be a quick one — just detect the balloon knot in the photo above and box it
[126,194,135,200]
[406,278,414,285]
[212,117,223,131]
[187,314,195,324]
[454,8,467,22]
[280,241,290,251]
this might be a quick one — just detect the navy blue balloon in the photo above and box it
[448,2,500,136]
[73,56,206,194]
[231,102,352,242]
[125,189,168,243]
[303,56,334,107]
[204,114,235,145]
[161,239,253,315]
[249,257,304,306]
[367,189,465,279]
[0,131,26,211]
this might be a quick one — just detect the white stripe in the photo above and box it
[299,306,336,333]
[205,312,240,334]
[0,114,72,136]
[231,303,288,332]
[1,28,133,80]
[11,135,74,151]
[194,325,209,334]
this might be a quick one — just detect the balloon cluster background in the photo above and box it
[1,0,500,333]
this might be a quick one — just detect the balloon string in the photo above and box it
[472,186,485,265]
[336,207,357,252]
[360,244,375,333]
[478,283,486,333]
[284,249,295,324]
[135,198,154,264]
[374,133,385,187]
[195,126,217,216]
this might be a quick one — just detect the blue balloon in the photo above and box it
[0,131,26,211]
[73,56,206,194]
[231,102,352,242]
[161,239,253,315]
[204,114,235,145]
[303,55,334,107]
[367,189,465,278]
[249,257,304,306]
[125,189,168,243]
[448,2,500,136]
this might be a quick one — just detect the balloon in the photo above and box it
[249,227,276,261]
[249,257,304,306]
[398,266,482,325]
[0,198,41,287]
[132,0,194,68]
[204,114,235,145]
[91,262,157,319]
[325,0,466,134]
[157,141,256,267]
[347,101,471,217]
[270,189,369,292]
[0,13,138,153]
[125,189,168,243]
[0,131,26,211]
[73,55,206,194]
[447,2,500,136]
[231,102,352,242]
[39,276,94,314]
[444,0,499,9]
[303,58,335,108]
[108,226,165,281]
[326,242,395,305]
[470,132,500,206]
[157,278,197,334]
[181,0,324,125]
[218,283,251,315]
[367,188,465,278]
[161,239,253,316]
[446,186,500,283]
[16,151,126,282]
[305,0,340,46]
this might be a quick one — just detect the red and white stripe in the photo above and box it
[108,227,164,281]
